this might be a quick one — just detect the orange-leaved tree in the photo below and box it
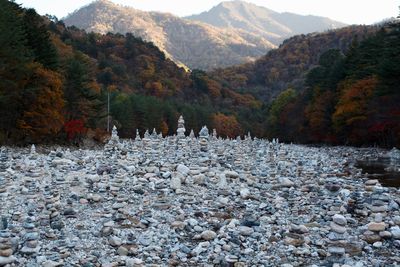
[333,76,379,144]
[212,113,242,138]
[17,63,65,142]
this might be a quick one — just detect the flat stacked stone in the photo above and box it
[43,187,64,231]
[0,148,9,173]
[109,172,126,196]
[346,191,366,217]
[104,126,121,158]
[199,126,209,153]
[142,130,152,159]
[20,216,41,255]
[363,213,388,246]
[0,176,8,197]
[189,130,195,140]
[0,230,17,265]
[176,116,186,140]
[326,214,349,262]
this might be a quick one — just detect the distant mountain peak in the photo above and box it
[93,0,114,4]
[186,1,347,41]
[63,0,277,70]
[64,0,346,70]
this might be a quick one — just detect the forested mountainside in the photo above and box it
[0,0,398,147]
[264,21,400,147]
[0,0,260,144]
[63,0,276,71]
[64,0,347,71]
[211,25,378,102]
[186,0,346,44]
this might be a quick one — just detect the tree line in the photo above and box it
[0,0,398,147]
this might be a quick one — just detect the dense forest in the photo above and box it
[0,0,260,144]
[0,0,399,147]
[211,26,378,102]
[266,23,400,147]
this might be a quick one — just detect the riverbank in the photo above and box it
[0,130,399,266]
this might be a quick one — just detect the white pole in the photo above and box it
[107,90,110,133]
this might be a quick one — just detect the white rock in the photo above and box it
[373,241,382,248]
[390,226,400,239]
[170,173,182,190]
[42,260,63,267]
[218,173,228,190]
[126,258,143,267]
[240,187,250,199]
[279,177,295,187]
[176,164,190,175]
[0,256,17,266]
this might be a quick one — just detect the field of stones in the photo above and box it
[0,117,399,266]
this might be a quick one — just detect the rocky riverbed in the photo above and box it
[1,118,400,266]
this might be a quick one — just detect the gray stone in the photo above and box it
[117,246,129,256]
[328,246,345,255]
[368,222,386,232]
[0,256,17,266]
[390,226,400,239]
[109,236,122,247]
[333,214,347,226]
[238,226,254,236]
[330,222,347,234]
[170,173,182,190]
[200,230,217,240]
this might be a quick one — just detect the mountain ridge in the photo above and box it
[63,0,347,70]
[63,0,277,70]
[186,0,347,44]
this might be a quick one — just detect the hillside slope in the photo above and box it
[63,0,276,70]
[211,25,378,102]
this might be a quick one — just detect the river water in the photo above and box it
[355,157,400,187]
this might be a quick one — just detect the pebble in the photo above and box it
[0,119,398,266]
[170,173,182,190]
[0,256,17,266]
[333,214,347,226]
[368,222,386,232]
[109,236,122,247]
[200,230,217,241]
[238,226,254,236]
[373,241,383,248]
[117,246,129,256]
[391,226,400,239]
[126,258,143,267]
[330,222,347,234]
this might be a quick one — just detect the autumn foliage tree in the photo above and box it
[64,119,87,141]
[332,76,378,144]
[212,113,242,138]
[17,64,65,142]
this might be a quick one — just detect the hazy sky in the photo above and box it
[16,0,398,25]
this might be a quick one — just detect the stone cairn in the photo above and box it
[199,126,209,153]
[20,215,41,255]
[176,115,187,159]
[0,148,9,197]
[0,115,399,266]
[0,230,17,265]
[0,147,9,173]
[104,126,120,156]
